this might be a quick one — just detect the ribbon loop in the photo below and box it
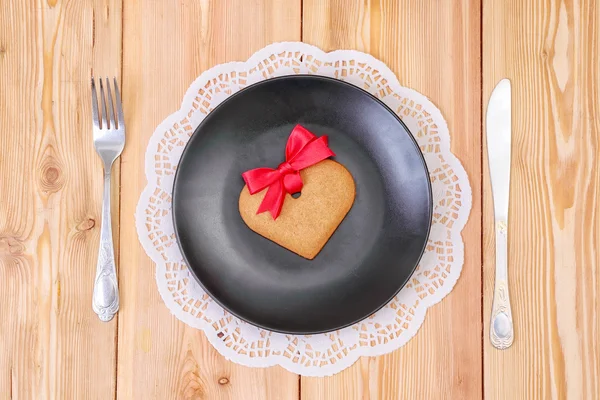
[242,125,335,219]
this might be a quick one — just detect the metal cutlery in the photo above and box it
[91,77,125,322]
[487,78,514,349]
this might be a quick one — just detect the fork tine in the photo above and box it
[99,77,109,129]
[113,77,124,129]
[105,76,116,129]
[91,77,99,128]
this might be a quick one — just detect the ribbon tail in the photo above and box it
[257,180,286,219]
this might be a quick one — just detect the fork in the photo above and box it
[91,77,125,322]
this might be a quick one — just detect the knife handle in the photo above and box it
[490,220,514,349]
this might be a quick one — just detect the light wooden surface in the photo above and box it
[117,1,300,399]
[0,0,598,399]
[0,1,121,398]
[483,0,600,399]
[301,0,482,399]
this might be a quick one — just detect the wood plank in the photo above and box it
[117,1,301,399]
[483,0,600,399]
[0,0,121,398]
[301,0,482,399]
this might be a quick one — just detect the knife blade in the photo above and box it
[487,78,514,349]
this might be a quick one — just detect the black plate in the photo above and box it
[172,75,432,334]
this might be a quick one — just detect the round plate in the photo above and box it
[173,75,432,334]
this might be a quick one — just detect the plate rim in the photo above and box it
[172,74,433,334]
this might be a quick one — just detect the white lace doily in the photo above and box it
[135,42,471,376]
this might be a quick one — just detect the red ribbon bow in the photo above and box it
[242,124,335,219]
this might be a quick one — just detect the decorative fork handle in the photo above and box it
[490,220,514,349]
[92,171,119,322]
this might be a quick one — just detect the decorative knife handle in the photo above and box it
[92,172,119,322]
[490,220,514,349]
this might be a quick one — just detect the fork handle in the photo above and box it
[92,170,119,322]
[490,220,514,349]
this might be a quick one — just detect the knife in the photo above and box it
[487,79,514,349]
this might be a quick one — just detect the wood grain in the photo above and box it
[117,1,301,399]
[302,0,482,399]
[483,0,600,399]
[2,0,598,398]
[0,0,121,398]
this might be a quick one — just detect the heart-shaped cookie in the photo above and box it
[239,159,355,259]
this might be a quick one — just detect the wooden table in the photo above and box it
[1,1,598,399]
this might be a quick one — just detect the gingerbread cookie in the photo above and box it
[239,159,355,259]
